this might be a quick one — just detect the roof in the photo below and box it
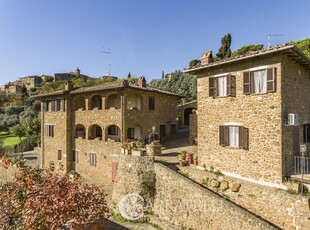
[70,80,125,94]
[32,90,68,98]
[178,100,197,108]
[32,80,181,98]
[184,44,310,73]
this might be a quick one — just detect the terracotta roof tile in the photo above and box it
[184,43,310,73]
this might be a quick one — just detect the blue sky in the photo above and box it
[0,0,309,86]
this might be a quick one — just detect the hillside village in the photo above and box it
[1,40,310,229]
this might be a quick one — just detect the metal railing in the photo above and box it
[294,156,310,174]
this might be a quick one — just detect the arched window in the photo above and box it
[89,124,102,140]
[106,125,121,141]
[106,94,121,109]
[126,93,142,110]
[74,96,85,111]
[75,124,86,139]
[90,95,102,110]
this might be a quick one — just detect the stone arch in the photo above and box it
[106,124,121,142]
[106,93,121,109]
[126,93,142,110]
[74,96,85,111]
[75,124,86,139]
[89,94,102,110]
[88,124,103,140]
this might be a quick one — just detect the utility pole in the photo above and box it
[267,34,283,48]
[101,47,111,76]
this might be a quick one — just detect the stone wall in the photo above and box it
[42,108,70,171]
[40,84,179,186]
[179,165,310,230]
[153,163,279,230]
[197,54,283,183]
[112,156,281,229]
[74,139,122,185]
[112,155,155,204]
[189,113,197,144]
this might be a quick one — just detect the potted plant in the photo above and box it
[121,143,131,155]
[186,152,194,164]
[178,151,187,166]
[179,151,187,160]
[131,141,146,156]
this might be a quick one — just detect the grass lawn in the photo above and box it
[0,132,25,147]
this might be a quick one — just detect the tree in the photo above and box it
[0,162,109,229]
[9,124,26,141]
[127,72,131,79]
[231,44,264,57]
[216,33,232,59]
[189,59,201,68]
[291,38,310,58]
[149,70,197,103]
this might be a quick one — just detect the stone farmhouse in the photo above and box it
[34,77,180,184]
[54,67,89,81]
[0,82,21,94]
[185,44,310,185]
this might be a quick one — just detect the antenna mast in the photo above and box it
[101,47,111,76]
[267,34,283,48]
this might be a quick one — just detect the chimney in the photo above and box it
[137,76,146,88]
[65,81,73,91]
[200,51,213,65]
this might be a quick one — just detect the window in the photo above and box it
[304,124,310,143]
[108,125,118,135]
[72,150,79,163]
[127,128,135,139]
[243,67,276,94]
[219,125,249,149]
[89,153,96,166]
[57,149,62,160]
[45,125,54,137]
[149,97,155,110]
[44,99,65,112]
[209,74,235,98]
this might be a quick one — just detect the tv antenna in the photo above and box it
[101,47,111,76]
[267,34,283,48]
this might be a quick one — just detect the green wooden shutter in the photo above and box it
[267,67,276,92]
[243,71,251,94]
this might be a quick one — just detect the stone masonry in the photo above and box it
[35,79,180,185]
[112,154,280,230]
[185,44,310,184]
[179,165,310,230]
